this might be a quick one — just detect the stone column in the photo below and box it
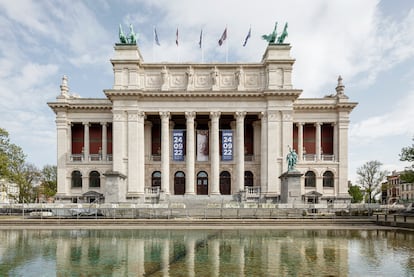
[83,122,90,161]
[128,111,139,195]
[260,112,268,193]
[160,112,171,194]
[235,111,246,192]
[144,121,152,162]
[185,112,196,195]
[297,122,304,161]
[137,112,145,195]
[101,122,107,161]
[315,122,322,161]
[253,120,261,162]
[210,111,221,195]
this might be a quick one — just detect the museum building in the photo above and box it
[48,40,357,204]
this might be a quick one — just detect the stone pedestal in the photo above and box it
[104,171,127,203]
[280,170,303,204]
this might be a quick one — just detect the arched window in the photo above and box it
[244,171,254,187]
[89,171,100,188]
[152,171,161,188]
[304,171,316,187]
[323,171,334,187]
[71,171,82,188]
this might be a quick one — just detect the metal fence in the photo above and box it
[0,202,408,220]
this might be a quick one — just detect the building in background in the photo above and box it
[0,179,19,204]
[383,170,414,204]
[48,41,357,204]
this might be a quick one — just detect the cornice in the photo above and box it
[294,102,358,111]
[48,101,112,113]
[104,89,303,99]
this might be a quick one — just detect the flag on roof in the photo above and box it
[176,28,179,46]
[243,27,251,47]
[199,29,203,48]
[154,27,160,46]
[218,28,227,46]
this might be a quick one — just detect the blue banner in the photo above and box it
[172,130,184,161]
[222,130,233,161]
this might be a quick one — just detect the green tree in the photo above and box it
[1,127,40,202]
[399,138,414,183]
[40,165,57,199]
[348,185,364,203]
[0,128,14,178]
[356,160,388,204]
[11,163,40,203]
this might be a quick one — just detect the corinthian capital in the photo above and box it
[159,111,171,120]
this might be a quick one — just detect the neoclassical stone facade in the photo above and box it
[48,43,357,204]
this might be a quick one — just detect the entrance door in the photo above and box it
[174,171,185,195]
[197,171,208,195]
[220,171,231,195]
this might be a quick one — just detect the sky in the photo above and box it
[0,0,413,184]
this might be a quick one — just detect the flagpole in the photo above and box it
[176,28,180,62]
[225,26,228,63]
[152,26,155,62]
[199,29,204,63]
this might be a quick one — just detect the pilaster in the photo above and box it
[266,110,280,196]
[112,110,126,174]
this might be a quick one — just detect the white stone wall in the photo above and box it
[48,43,356,203]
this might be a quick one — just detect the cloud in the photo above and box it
[350,91,414,142]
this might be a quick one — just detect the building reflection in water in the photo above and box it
[0,229,413,276]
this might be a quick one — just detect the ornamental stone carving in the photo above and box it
[161,66,169,91]
[159,111,171,119]
[113,111,126,121]
[234,111,246,120]
[185,111,196,120]
[186,66,194,91]
[211,67,219,91]
[210,111,221,119]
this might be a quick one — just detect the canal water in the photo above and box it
[0,229,413,276]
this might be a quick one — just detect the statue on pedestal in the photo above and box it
[286,146,298,171]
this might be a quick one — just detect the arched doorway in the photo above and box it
[174,171,185,195]
[220,171,231,195]
[197,171,208,195]
[244,171,254,188]
[152,171,161,188]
